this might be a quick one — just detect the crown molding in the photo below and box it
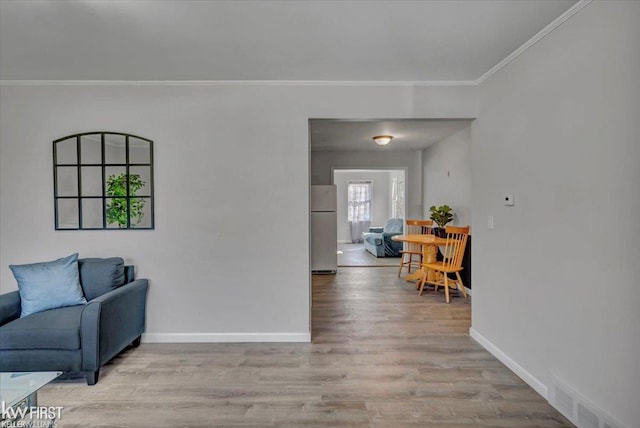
[476,0,592,84]
[0,79,477,87]
[0,1,591,88]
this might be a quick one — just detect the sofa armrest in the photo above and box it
[0,291,21,326]
[368,227,384,233]
[80,279,149,370]
[382,232,404,256]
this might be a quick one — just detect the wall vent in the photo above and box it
[549,375,625,428]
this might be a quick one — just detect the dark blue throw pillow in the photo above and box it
[78,257,126,301]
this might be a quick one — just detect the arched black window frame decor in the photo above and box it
[53,132,154,230]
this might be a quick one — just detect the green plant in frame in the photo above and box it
[429,204,454,228]
[106,173,146,228]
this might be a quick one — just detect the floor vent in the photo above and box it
[577,403,599,428]
[549,375,624,428]
[554,384,574,418]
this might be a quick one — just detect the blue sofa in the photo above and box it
[362,218,404,257]
[0,257,148,385]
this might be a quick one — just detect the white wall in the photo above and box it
[312,150,423,219]
[422,126,471,227]
[0,83,476,342]
[333,170,391,243]
[470,2,640,426]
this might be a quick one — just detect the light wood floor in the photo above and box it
[40,267,571,427]
[337,243,399,267]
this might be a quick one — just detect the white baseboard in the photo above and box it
[142,332,311,343]
[469,327,548,399]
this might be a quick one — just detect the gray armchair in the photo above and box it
[0,257,148,385]
[362,218,404,257]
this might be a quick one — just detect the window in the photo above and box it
[53,132,154,230]
[347,181,372,222]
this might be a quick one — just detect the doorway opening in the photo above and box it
[332,168,406,267]
[308,117,475,341]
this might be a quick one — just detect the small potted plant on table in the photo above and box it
[429,204,454,237]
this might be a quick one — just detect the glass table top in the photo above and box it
[0,372,62,408]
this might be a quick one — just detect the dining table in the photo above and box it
[391,233,448,285]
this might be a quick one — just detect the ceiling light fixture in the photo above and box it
[373,135,393,146]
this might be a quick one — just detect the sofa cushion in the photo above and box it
[9,253,87,318]
[79,257,125,301]
[0,305,84,350]
[383,218,404,233]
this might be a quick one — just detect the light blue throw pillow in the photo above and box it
[9,253,87,318]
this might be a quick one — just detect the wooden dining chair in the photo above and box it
[418,225,469,303]
[397,219,433,277]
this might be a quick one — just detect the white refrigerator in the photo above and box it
[311,185,337,274]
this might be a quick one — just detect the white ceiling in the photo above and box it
[310,119,472,152]
[0,0,577,82]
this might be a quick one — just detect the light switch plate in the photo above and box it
[504,194,515,206]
